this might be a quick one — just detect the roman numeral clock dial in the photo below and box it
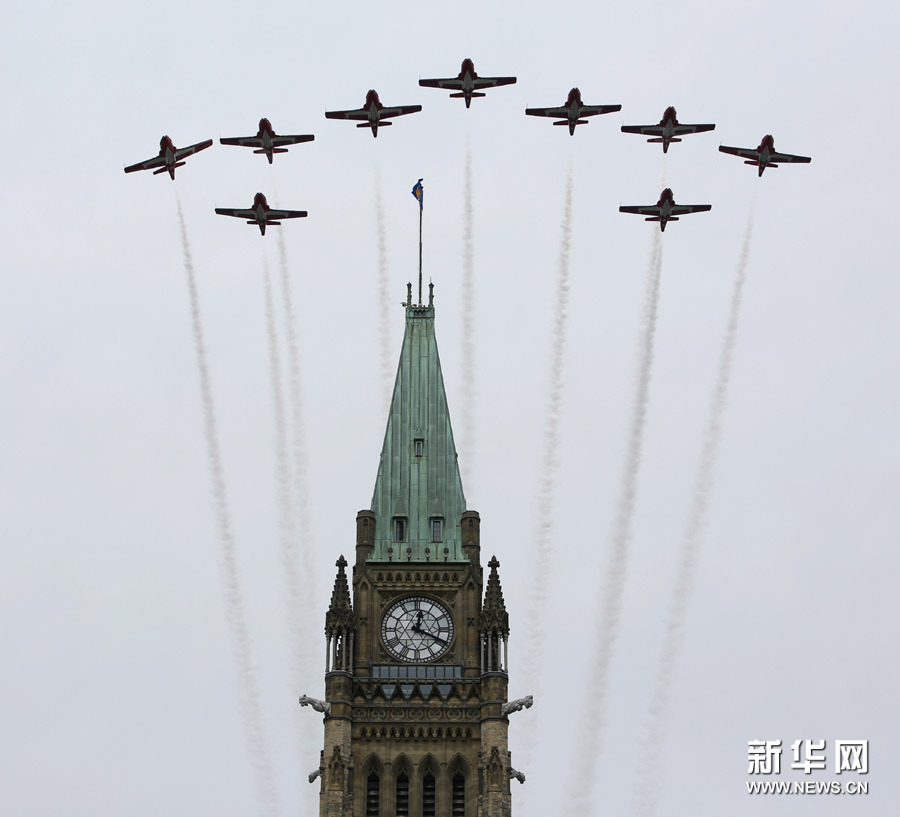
[381,597,454,662]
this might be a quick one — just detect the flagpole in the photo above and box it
[418,202,423,306]
[412,178,424,305]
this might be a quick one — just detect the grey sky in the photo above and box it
[1,2,898,816]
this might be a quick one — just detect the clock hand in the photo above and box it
[418,628,448,646]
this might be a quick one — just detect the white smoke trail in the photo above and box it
[262,253,306,672]
[374,171,393,412]
[517,167,574,810]
[564,229,663,817]
[629,210,755,817]
[274,227,320,817]
[176,197,280,817]
[275,228,318,591]
[459,133,476,495]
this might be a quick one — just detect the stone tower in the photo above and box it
[309,298,518,817]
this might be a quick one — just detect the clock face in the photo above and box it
[381,596,454,662]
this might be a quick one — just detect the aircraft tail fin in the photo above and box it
[154,161,184,175]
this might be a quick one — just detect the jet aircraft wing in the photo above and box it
[220,134,314,148]
[768,149,811,164]
[619,205,664,216]
[622,123,715,136]
[525,104,621,118]
[375,105,423,119]
[718,145,762,160]
[214,208,257,219]
[325,105,421,121]
[173,139,213,160]
[578,104,622,116]
[124,155,166,173]
[524,106,570,118]
[419,76,516,90]
[262,209,308,220]
[669,203,712,215]
[719,144,811,164]
[325,108,372,121]
[619,203,711,215]
[214,208,308,220]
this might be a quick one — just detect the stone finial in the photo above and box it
[480,555,509,636]
[325,557,355,638]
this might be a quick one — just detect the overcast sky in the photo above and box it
[2,2,898,816]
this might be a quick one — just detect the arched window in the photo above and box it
[365,771,380,817]
[422,771,436,817]
[452,772,465,816]
[395,772,410,816]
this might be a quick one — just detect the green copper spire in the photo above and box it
[370,300,468,562]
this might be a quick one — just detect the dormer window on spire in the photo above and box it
[431,518,444,543]
[414,438,424,457]
[393,517,407,542]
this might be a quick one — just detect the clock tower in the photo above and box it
[307,296,518,817]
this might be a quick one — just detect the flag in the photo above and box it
[412,178,423,210]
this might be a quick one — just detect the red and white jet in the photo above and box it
[619,188,711,232]
[219,118,314,164]
[418,58,517,108]
[718,134,811,177]
[325,90,421,137]
[621,106,715,153]
[215,192,307,236]
[124,135,213,180]
[525,88,621,135]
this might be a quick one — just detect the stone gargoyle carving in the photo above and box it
[509,767,526,784]
[308,768,322,783]
[298,694,331,715]
[500,694,533,716]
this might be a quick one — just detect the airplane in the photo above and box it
[525,88,621,135]
[219,118,314,163]
[325,90,422,137]
[214,192,307,236]
[418,58,517,108]
[619,188,711,232]
[124,135,213,180]
[718,134,811,177]
[621,106,715,153]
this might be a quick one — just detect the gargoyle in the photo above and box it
[501,694,533,716]
[298,694,331,715]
